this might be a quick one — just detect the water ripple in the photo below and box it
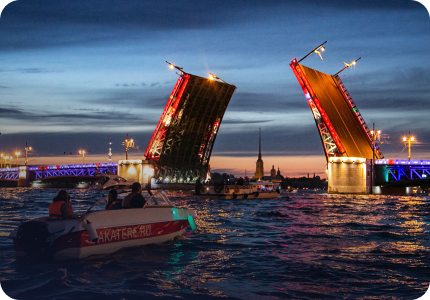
[0,189,429,299]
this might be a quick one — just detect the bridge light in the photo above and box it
[403,132,416,160]
[297,41,327,63]
[78,149,85,164]
[208,73,227,84]
[166,61,183,72]
[14,151,21,167]
[334,57,361,76]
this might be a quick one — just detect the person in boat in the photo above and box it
[105,189,121,210]
[48,190,75,220]
[122,182,146,208]
[194,179,203,195]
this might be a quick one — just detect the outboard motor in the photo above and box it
[15,221,51,259]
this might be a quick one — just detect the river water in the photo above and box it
[0,188,429,299]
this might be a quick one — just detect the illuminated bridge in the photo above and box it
[0,163,117,187]
[290,57,383,161]
[289,43,429,194]
[375,159,430,184]
[144,70,236,184]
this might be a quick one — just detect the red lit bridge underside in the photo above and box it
[299,65,375,159]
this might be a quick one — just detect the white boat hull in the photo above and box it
[11,206,196,261]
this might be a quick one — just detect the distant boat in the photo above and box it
[90,174,132,190]
[279,188,298,197]
[200,181,280,199]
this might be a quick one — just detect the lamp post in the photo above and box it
[209,73,227,84]
[0,153,3,168]
[14,151,21,167]
[78,149,85,164]
[334,57,361,76]
[403,132,415,160]
[24,142,32,166]
[370,124,381,194]
[298,41,327,62]
[4,155,10,168]
[122,134,134,159]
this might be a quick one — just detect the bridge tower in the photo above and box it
[144,70,236,184]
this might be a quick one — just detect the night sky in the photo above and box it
[0,0,429,177]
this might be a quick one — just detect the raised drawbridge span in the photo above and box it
[144,71,236,183]
[290,58,383,161]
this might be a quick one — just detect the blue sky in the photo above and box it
[0,0,429,176]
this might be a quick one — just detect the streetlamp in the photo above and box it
[334,57,361,76]
[0,153,3,168]
[78,149,86,164]
[166,61,183,72]
[14,151,21,167]
[209,73,227,84]
[402,132,415,160]
[298,41,327,63]
[24,142,33,166]
[370,124,382,194]
[4,155,11,168]
[122,134,134,159]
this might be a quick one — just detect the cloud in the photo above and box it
[228,92,307,112]
[0,105,147,128]
[341,67,430,111]
[0,131,153,156]
[222,119,274,124]
[0,107,23,115]
[0,0,422,53]
[19,68,49,73]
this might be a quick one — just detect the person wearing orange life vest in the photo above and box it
[48,190,75,220]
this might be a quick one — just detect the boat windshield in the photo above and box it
[145,191,175,206]
[86,190,174,213]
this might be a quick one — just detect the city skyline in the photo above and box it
[1,0,429,177]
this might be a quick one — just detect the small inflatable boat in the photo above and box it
[9,191,197,261]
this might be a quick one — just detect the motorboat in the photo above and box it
[201,181,280,199]
[90,174,132,190]
[9,191,197,261]
[279,188,298,198]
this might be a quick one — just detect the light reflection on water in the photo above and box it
[0,188,429,299]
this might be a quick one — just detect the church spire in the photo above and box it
[254,128,264,180]
[258,128,262,161]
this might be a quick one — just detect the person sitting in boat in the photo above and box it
[48,190,75,220]
[194,179,203,196]
[122,182,146,208]
[105,189,121,210]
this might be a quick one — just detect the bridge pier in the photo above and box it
[0,166,30,187]
[327,157,372,194]
[117,160,155,189]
